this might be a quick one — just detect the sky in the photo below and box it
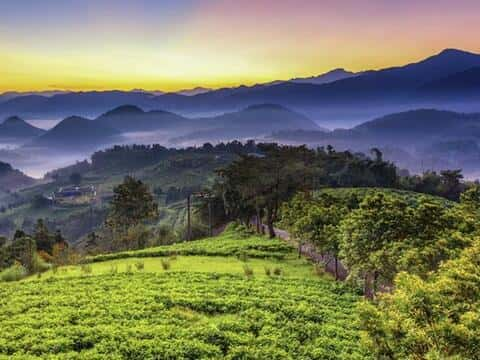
[1,0,480,92]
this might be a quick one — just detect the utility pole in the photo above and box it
[208,200,212,237]
[186,194,191,241]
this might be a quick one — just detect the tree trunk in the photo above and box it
[267,221,276,238]
[334,257,338,281]
[255,206,262,234]
[364,272,375,300]
[265,207,276,238]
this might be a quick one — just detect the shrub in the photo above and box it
[264,267,272,276]
[243,264,254,279]
[237,252,248,262]
[0,263,28,282]
[135,261,144,271]
[273,267,282,276]
[161,258,171,271]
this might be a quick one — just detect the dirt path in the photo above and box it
[272,226,348,281]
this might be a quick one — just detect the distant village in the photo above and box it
[49,185,96,204]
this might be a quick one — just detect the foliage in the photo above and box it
[160,258,171,271]
[31,194,51,209]
[107,176,158,231]
[281,188,476,297]
[69,172,83,186]
[0,262,28,282]
[0,272,365,359]
[360,238,480,359]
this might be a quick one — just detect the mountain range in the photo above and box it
[0,116,45,140]
[2,103,318,151]
[2,49,479,126]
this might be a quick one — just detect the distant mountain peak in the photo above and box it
[3,116,24,124]
[438,48,477,56]
[289,68,360,85]
[102,105,144,117]
[0,115,45,139]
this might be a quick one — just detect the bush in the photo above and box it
[161,258,171,271]
[0,263,28,282]
[264,267,272,276]
[243,264,254,279]
[135,261,144,271]
[273,267,282,276]
[237,252,248,262]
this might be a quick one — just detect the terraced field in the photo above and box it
[0,229,367,359]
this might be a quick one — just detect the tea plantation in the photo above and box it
[0,230,367,359]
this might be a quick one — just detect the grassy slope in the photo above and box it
[0,229,367,359]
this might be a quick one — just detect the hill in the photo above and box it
[271,108,480,175]
[96,105,192,132]
[0,161,35,191]
[353,109,480,140]
[0,228,365,359]
[172,104,320,143]
[0,116,45,140]
[28,116,121,150]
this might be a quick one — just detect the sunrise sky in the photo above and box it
[1,0,480,92]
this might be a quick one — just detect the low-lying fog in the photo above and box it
[0,124,216,178]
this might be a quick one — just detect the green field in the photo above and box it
[0,229,367,359]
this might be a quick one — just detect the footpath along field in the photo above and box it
[0,227,367,359]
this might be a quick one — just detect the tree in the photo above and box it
[360,238,480,359]
[339,193,413,298]
[69,172,82,186]
[85,232,98,254]
[31,195,51,209]
[9,234,37,273]
[282,193,346,279]
[216,144,314,238]
[33,219,53,253]
[106,176,158,248]
[440,169,464,200]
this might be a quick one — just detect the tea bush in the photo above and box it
[0,272,366,359]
